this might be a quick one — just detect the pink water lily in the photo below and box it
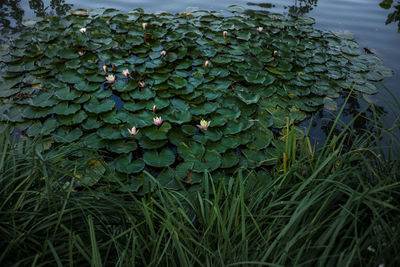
[197,119,211,131]
[127,126,138,136]
[223,31,228,39]
[204,60,210,67]
[153,116,163,126]
[80,28,86,34]
[139,81,146,88]
[257,26,263,33]
[106,74,116,83]
[122,69,130,77]
[78,50,85,56]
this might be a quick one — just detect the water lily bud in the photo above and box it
[35,44,40,51]
[102,64,108,74]
[257,26,263,33]
[78,50,85,56]
[272,16,276,21]
[152,105,157,112]
[142,22,148,30]
[139,81,146,88]
[106,74,116,83]
[273,50,278,56]
[223,31,228,39]
[80,27,86,34]
[204,60,210,67]
[127,126,138,136]
[122,69,130,77]
[153,116,163,126]
[160,50,167,56]
[112,64,116,72]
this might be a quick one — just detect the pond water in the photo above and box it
[1,0,399,142]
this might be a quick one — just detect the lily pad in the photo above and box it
[143,148,175,167]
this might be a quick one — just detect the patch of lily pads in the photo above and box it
[0,6,392,192]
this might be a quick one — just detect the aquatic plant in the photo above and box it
[0,7,392,190]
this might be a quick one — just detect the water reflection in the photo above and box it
[287,0,317,17]
[380,0,400,32]
[245,0,318,17]
[0,0,72,42]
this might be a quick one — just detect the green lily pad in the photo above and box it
[84,97,115,113]
[53,127,83,143]
[114,153,144,174]
[143,148,175,167]
[97,126,122,140]
[142,122,172,140]
[221,150,240,168]
[53,102,81,115]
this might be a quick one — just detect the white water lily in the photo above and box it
[160,50,167,56]
[106,74,116,83]
[153,116,163,126]
[223,31,228,39]
[257,26,263,33]
[204,60,210,67]
[197,119,211,131]
[80,27,86,34]
[78,50,85,56]
[127,126,138,136]
[142,22,148,30]
[273,50,278,56]
[122,69,130,77]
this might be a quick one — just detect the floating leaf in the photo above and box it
[84,97,115,114]
[114,154,144,174]
[143,148,175,167]
[53,127,83,143]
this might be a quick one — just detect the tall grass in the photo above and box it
[0,98,399,266]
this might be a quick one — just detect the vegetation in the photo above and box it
[0,7,398,266]
[1,94,399,266]
[0,8,393,191]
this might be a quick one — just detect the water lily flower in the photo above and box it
[153,116,163,126]
[204,60,210,67]
[223,31,228,39]
[106,74,116,83]
[273,50,278,56]
[122,69,130,77]
[152,105,157,112]
[139,81,146,88]
[197,119,211,131]
[102,64,108,74]
[78,50,85,56]
[127,126,138,136]
[80,27,87,34]
[160,50,167,56]
[142,22,148,30]
[257,26,263,33]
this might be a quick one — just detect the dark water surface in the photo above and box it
[1,0,399,141]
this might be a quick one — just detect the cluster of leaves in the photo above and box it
[0,7,392,191]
